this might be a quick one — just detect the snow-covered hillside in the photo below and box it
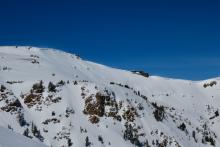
[0,126,47,147]
[0,46,219,147]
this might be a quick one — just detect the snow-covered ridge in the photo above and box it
[0,46,219,147]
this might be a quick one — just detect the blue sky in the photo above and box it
[0,0,220,80]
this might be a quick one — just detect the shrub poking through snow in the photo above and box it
[83,93,106,117]
[89,115,100,124]
[122,106,138,122]
[24,93,41,108]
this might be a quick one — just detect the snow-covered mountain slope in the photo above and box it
[0,126,47,147]
[0,46,219,147]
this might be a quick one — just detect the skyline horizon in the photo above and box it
[1,45,219,81]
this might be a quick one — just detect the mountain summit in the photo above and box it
[0,46,219,147]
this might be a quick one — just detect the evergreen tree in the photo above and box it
[85,136,91,147]
[48,82,56,92]
[23,128,30,137]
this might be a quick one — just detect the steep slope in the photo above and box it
[0,126,47,147]
[0,46,219,147]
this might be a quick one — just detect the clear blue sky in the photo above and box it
[0,0,220,80]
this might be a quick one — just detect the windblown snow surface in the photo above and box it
[0,46,219,147]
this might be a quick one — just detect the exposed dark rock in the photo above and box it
[132,71,150,78]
